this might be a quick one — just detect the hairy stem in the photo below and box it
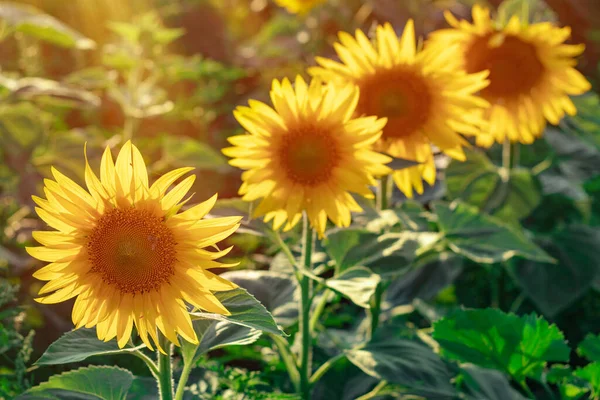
[157,335,174,400]
[298,213,315,399]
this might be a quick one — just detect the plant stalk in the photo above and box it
[174,359,193,400]
[157,334,174,400]
[377,176,390,211]
[298,213,314,399]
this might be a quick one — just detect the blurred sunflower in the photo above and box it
[428,5,591,147]
[223,76,390,237]
[309,20,490,197]
[27,142,240,351]
[274,0,325,14]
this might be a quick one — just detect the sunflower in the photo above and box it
[27,141,241,351]
[427,5,591,147]
[222,76,391,237]
[274,0,325,14]
[309,20,490,197]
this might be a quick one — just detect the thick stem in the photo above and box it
[174,360,193,400]
[157,335,174,400]
[377,176,390,211]
[298,213,314,400]
[501,138,512,182]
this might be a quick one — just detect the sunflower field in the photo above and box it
[1,0,600,398]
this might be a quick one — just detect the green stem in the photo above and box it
[132,349,160,379]
[510,293,526,313]
[174,360,193,400]
[123,115,138,141]
[309,353,345,386]
[367,281,385,341]
[520,380,535,399]
[502,138,512,182]
[271,334,300,392]
[298,213,314,400]
[309,290,331,333]
[377,176,390,211]
[356,380,387,400]
[157,335,174,400]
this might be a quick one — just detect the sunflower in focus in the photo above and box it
[427,5,591,147]
[274,0,325,14]
[27,142,241,351]
[223,76,391,237]
[309,21,490,197]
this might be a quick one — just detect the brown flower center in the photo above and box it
[87,208,176,294]
[357,67,432,139]
[278,124,340,186]
[465,33,544,100]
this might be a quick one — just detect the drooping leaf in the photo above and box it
[0,2,95,49]
[578,334,600,362]
[325,267,381,308]
[433,309,570,382]
[346,338,456,397]
[220,270,298,327]
[446,150,542,222]
[17,366,133,400]
[190,288,284,336]
[384,252,463,308]
[181,320,262,365]
[0,76,101,108]
[509,225,600,317]
[434,201,554,264]
[460,365,528,400]
[35,328,144,366]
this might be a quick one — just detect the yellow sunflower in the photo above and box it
[222,76,391,237]
[27,141,241,351]
[274,0,325,14]
[309,20,490,197]
[427,5,591,147]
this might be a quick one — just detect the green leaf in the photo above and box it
[181,320,262,365]
[460,365,528,400]
[384,252,463,308]
[446,150,542,222]
[0,3,95,49]
[0,76,101,108]
[35,328,144,366]
[578,334,600,362]
[346,338,456,397]
[574,363,600,398]
[323,228,439,273]
[509,225,600,317]
[160,136,228,171]
[220,270,298,326]
[18,366,133,400]
[433,309,570,382]
[0,103,47,150]
[190,288,284,336]
[434,201,554,264]
[325,267,381,309]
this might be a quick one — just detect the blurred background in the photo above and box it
[0,0,599,397]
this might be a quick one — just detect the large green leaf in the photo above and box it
[578,334,600,362]
[509,225,600,317]
[446,150,541,222]
[181,320,262,365]
[384,253,463,308]
[434,201,554,264]
[346,338,456,397]
[433,309,570,382]
[325,267,381,308]
[17,366,133,400]
[0,103,47,150]
[220,270,298,327]
[36,328,144,366]
[460,365,528,400]
[323,228,440,274]
[0,3,95,49]
[190,288,284,336]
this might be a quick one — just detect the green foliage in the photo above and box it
[433,309,570,383]
[325,267,380,309]
[578,334,600,362]
[18,366,134,400]
[35,328,145,366]
[434,201,554,264]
